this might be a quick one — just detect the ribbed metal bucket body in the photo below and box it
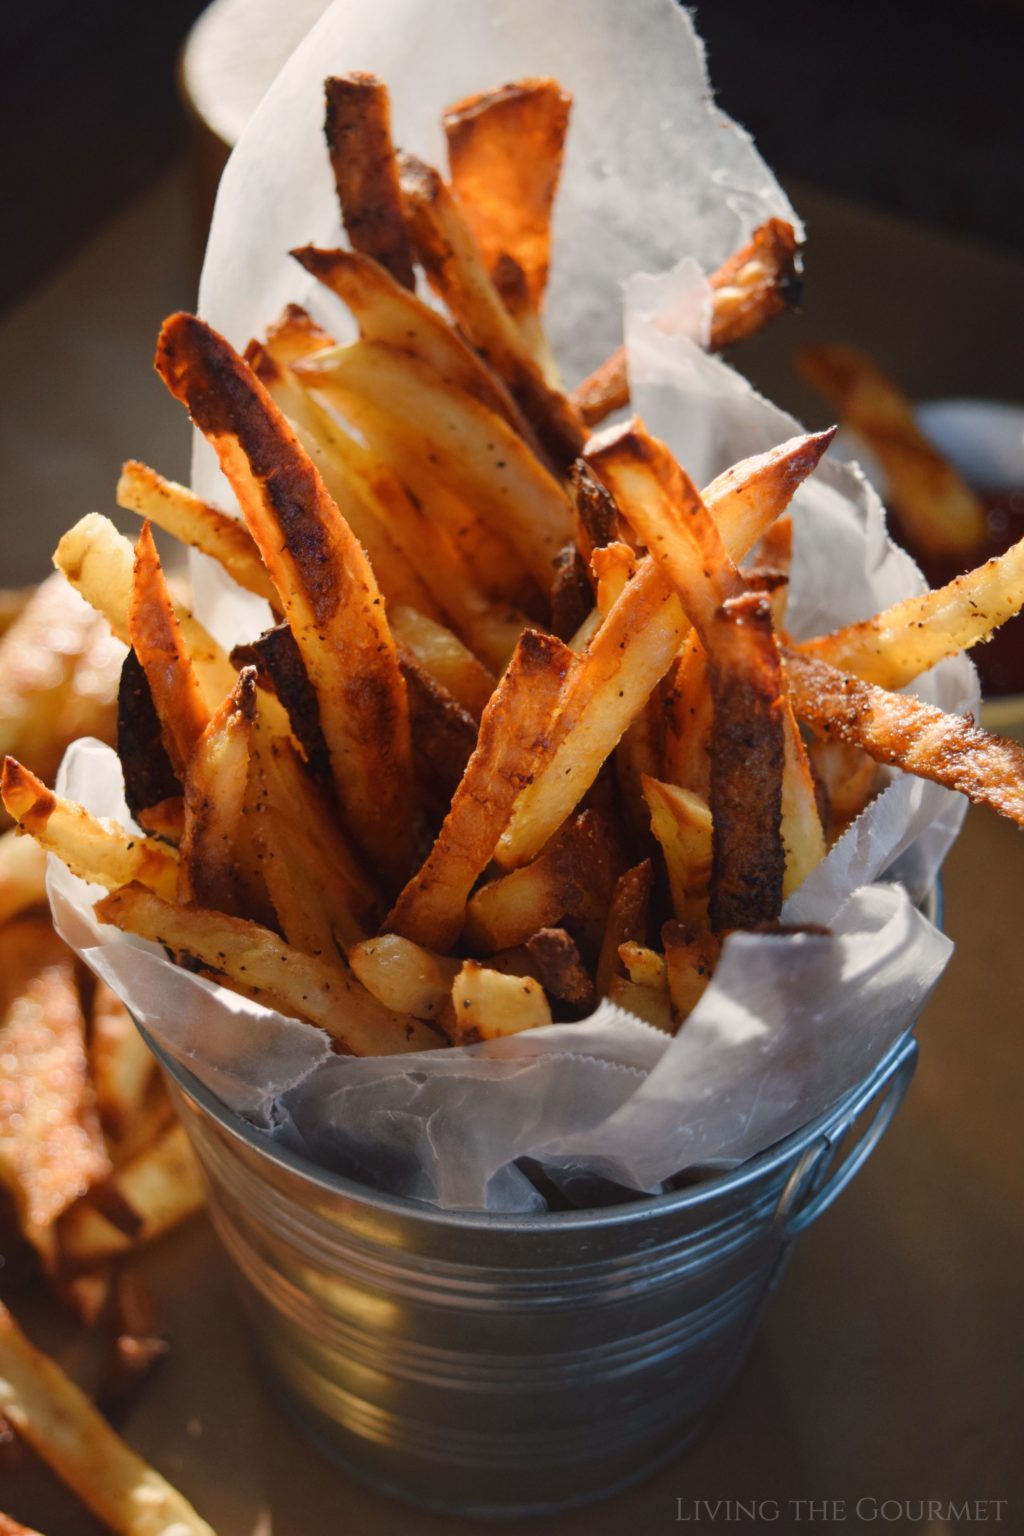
[159,1022,919,1518]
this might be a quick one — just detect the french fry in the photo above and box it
[571,219,802,427]
[0,1299,217,1535]
[386,631,577,952]
[808,738,879,831]
[797,536,1024,689]
[0,922,110,1265]
[295,338,573,593]
[663,922,720,1021]
[401,649,479,808]
[618,942,667,992]
[349,934,460,1022]
[1,758,178,901]
[58,1123,204,1268]
[596,860,652,998]
[663,634,712,797]
[494,429,833,869]
[291,246,533,441]
[525,928,594,1010]
[450,961,552,1043]
[0,826,46,924]
[706,593,786,930]
[54,514,236,707]
[155,313,415,886]
[570,459,624,558]
[129,523,209,779]
[642,777,713,926]
[231,622,331,785]
[398,153,586,468]
[443,77,572,308]
[323,72,415,289]
[94,885,437,1056]
[117,650,184,829]
[550,544,593,642]
[591,541,638,617]
[388,605,495,719]
[786,649,1024,827]
[178,670,256,912]
[607,974,672,1033]
[464,810,614,954]
[779,701,827,896]
[798,343,986,556]
[116,461,278,607]
[90,981,157,1145]
[100,1267,168,1410]
[490,255,563,387]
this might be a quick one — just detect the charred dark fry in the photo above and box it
[386,631,577,951]
[117,650,181,827]
[596,860,652,998]
[129,523,209,779]
[570,459,623,557]
[231,623,331,784]
[707,593,786,931]
[398,152,586,469]
[400,648,479,809]
[443,77,572,307]
[550,544,593,641]
[155,313,415,887]
[571,219,802,427]
[323,73,415,289]
[526,928,595,1010]
[785,648,1024,827]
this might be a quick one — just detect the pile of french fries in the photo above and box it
[3,66,1024,1536]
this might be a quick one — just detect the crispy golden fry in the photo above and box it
[292,246,533,441]
[443,77,571,308]
[571,219,802,427]
[779,701,827,896]
[156,313,415,886]
[58,1123,204,1267]
[349,934,460,1022]
[664,634,712,797]
[607,974,673,1033]
[129,523,210,779]
[525,927,594,1010]
[246,337,443,620]
[490,255,563,388]
[0,923,110,1265]
[0,575,121,812]
[464,810,613,954]
[616,685,665,838]
[116,460,277,607]
[642,777,713,926]
[786,648,1024,826]
[809,738,879,832]
[550,543,593,642]
[386,631,577,951]
[95,885,436,1056]
[662,922,720,1021]
[707,593,786,930]
[323,72,415,289]
[618,941,667,991]
[178,670,255,912]
[398,153,585,468]
[264,301,334,365]
[0,1299,216,1536]
[495,430,833,869]
[450,961,552,1043]
[798,536,1024,689]
[753,512,793,584]
[90,981,157,1145]
[0,827,46,924]
[388,606,495,718]
[591,541,638,618]
[296,338,573,594]
[596,860,652,998]
[55,514,236,708]
[798,343,986,556]
[1,758,178,900]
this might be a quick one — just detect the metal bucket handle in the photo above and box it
[774,1034,919,1237]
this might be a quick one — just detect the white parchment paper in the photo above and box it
[50,0,978,1211]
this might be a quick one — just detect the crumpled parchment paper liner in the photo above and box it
[48,0,976,1210]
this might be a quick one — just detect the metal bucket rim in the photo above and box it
[142,1018,917,1234]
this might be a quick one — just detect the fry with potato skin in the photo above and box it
[324,73,415,290]
[1,757,178,900]
[155,312,415,887]
[129,523,210,779]
[570,219,802,427]
[0,1299,217,1536]
[525,928,595,1010]
[443,78,572,308]
[464,810,614,954]
[398,152,586,469]
[386,630,577,952]
[95,884,436,1056]
[785,648,1024,826]
[178,669,256,912]
[116,460,277,607]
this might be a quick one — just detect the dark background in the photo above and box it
[1,0,1022,317]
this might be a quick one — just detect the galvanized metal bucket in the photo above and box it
[149,1023,919,1518]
